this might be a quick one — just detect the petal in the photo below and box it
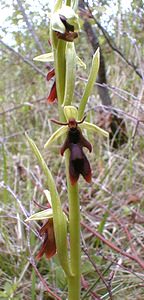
[80,122,109,138]
[45,242,56,259]
[46,68,55,81]
[79,129,92,152]
[44,126,68,148]
[36,235,49,260]
[36,219,56,260]
[39,219,51,235]
[33,52,54,62]
[47,82,57,103]
[60,135,70,156]
[45,219,56,259]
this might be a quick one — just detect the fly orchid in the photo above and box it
[36,218,56,260]
[25,191,56,260]
[51,5,79,42]
[44,106,109,185]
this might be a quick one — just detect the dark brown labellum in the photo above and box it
[36,219,56,260]
[60,120,92,185]
[55,31,78,42]
[51,117,92,185]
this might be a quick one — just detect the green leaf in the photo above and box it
[64,105,78,121]
[25,134,72,277]
[44,126,68,148]
[25,208,53,222]
[33,52,54,62]
[33,53,86,69]
[80,121,109,138]
[78,48,100,119]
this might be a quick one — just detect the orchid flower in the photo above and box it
[44,106,109,184]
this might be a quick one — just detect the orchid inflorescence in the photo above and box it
[26,1,109,299]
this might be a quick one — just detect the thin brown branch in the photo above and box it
[30,258,62,300]
[102,254,144,283]
[81,276,101,299]
[79,0,112,106]
[0,97,45,116]
[81,220,144,270]
[85,1,143,80]
[83,247,113,300]
[16,0,45,54]
[0,39,45,77]
[0,182,29,218]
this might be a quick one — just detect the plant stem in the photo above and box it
[59,112,81,299]
[65,151,81,300]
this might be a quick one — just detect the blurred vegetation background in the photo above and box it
[0,0,144,299]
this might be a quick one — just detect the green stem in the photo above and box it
[65,151,81,300]
[59,112,81,299]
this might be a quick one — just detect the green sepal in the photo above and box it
[25,208,53,222]
[64,105,78,121]
[51,5,79,33]
[44,189,52,206]
[80,121,109,138]
[59,5,77,19]
[51,12,66,33]
[33,53,54,62]
[33,53,86,69]
[78,48,100,119]
[44,126,68,149]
